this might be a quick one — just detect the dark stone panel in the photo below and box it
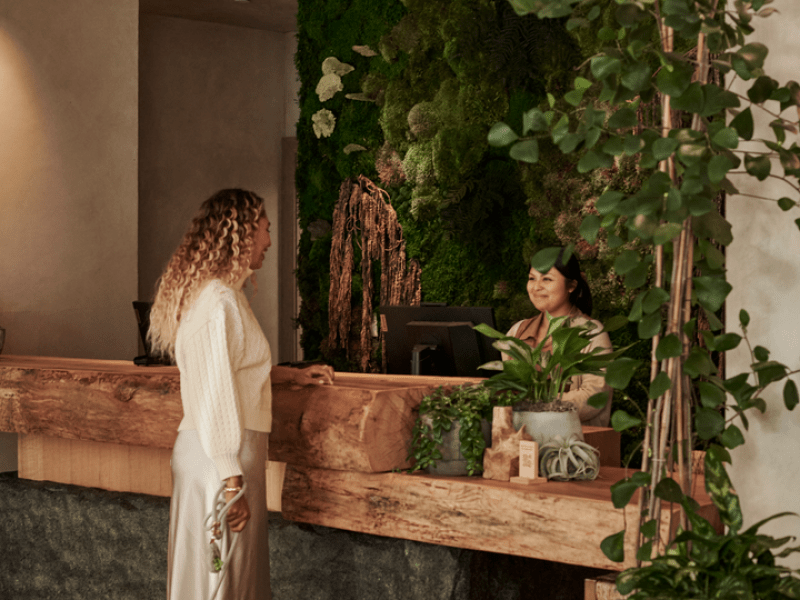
[0,472,611,600]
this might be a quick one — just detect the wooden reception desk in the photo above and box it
[0,355,719,571]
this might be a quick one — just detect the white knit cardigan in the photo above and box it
[175,279,272,481]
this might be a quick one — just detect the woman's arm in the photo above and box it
[561,326,613,425]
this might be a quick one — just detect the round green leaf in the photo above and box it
[611,409,642,432]
[579,214,602,244]
[648,371,672,399]
[608,107,638,130]
[730,107,754,141]
[652,137,680,160]
[784,378,799,410]
[597,190,624,215]
[591,55,622,80]
[740,309,750,328]
[654,477,684,503]
[530,247,561,273]
[719,425,745,449]
[656,334,682,360]
[600,530,626,563]
[613,250,640,275]
[696,407,725,440]
[523,108,548,134]
[606,358,642,390]
[509,139,540,163]
[708,154,735,184]
[697,381,726,409]
[620,62,652,93]
[712,333,742,352]
[488,122,519,147]
[656,59,694,97]
[638,311,662,339]
[578,150,614,173]
[694,275,732,312]
[711,127,739,150]
[778,197,796,211]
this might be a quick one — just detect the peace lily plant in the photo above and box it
[490,0,800,596]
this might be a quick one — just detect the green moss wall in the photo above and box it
[295,0,649,449]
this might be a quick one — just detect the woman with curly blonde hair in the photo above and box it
[151,189,332,600]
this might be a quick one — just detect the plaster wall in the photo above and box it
[0,1,139,470]
[727,0,800,569]
[138,15,286,349]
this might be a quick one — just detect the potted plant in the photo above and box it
[475,315,623,447]
[407,383,514,476]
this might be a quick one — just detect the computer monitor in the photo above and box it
[379,304,500,377]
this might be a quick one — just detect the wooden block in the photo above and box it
[582,427,621,467]
[585,572,626,600]
[519,440,539,479]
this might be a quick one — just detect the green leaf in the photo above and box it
[606,358,642,390]
[488,122,519,147]
[655,59,694,97]
[692,210,733,246]
[608,107,638,130]
[522,108,548,134]
[670,82,703,112]
[784,379,799,410]
[653,222,683,246]
[740,309,750,328]
[624,134,644,155]
[744,154,771,181]
[578,150,614,173]
[649,371,672,399]
[656,334,682,360]
[754,360,788,387]
[579,214,601,244]
[698,381,726,409]
[713,333,742,352]
[591,55,622,80]
[730,107,754,141]
[747,75,778,103]
[638,311,662,339]
[694,275,732,312]
[587,391,610,409]
[602,136,625,156]
[613,250,640,275]
[738,42,769,74]
[711,126,739,149]
[708,154,735,184]
[564,89,584,106]
[684,346,716,378]
[611,409,642,432]
[778,197,796,211]
[600,530,625,563]
[530,247,561,274]
[642,288,670,314]
[754,345,769,362]
[603,315,628,333]
[640,519,657,539]
[596,190,624,215]
[652,137,680,160]
[510,139,540,163]
[696,407,725,440]
[720,425,746,449]
[655,477,684,503]
[620,62,652,93]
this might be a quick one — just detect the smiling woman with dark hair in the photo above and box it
[505,248,613,426]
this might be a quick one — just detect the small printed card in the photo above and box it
[519,440,539,479]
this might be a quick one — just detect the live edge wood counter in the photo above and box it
[0,355,717,570]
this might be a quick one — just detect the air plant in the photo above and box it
[539,434,600,481]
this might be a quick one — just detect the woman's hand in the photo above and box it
[223,476,250,533]
[271,364,335,386]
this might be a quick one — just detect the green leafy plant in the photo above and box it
[475,315,626,405]
[491,0,800,594]
[407,383,512,475]
[539,434,600,480]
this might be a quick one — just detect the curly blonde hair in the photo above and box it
[148,189,265,358]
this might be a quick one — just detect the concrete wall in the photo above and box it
[0,0,139,471]
[138,14,286,350]
[727,0,800,569]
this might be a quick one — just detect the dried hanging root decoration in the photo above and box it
[328,175,421,372]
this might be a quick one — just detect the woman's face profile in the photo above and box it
[527,267,577,317]
[249,215,272,270]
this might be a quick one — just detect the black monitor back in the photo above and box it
[380,305,500,377]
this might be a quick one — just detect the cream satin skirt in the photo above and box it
[167,429,270,600]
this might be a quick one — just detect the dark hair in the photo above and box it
[552,248,593,316]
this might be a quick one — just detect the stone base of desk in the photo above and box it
[0,472,611,600]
